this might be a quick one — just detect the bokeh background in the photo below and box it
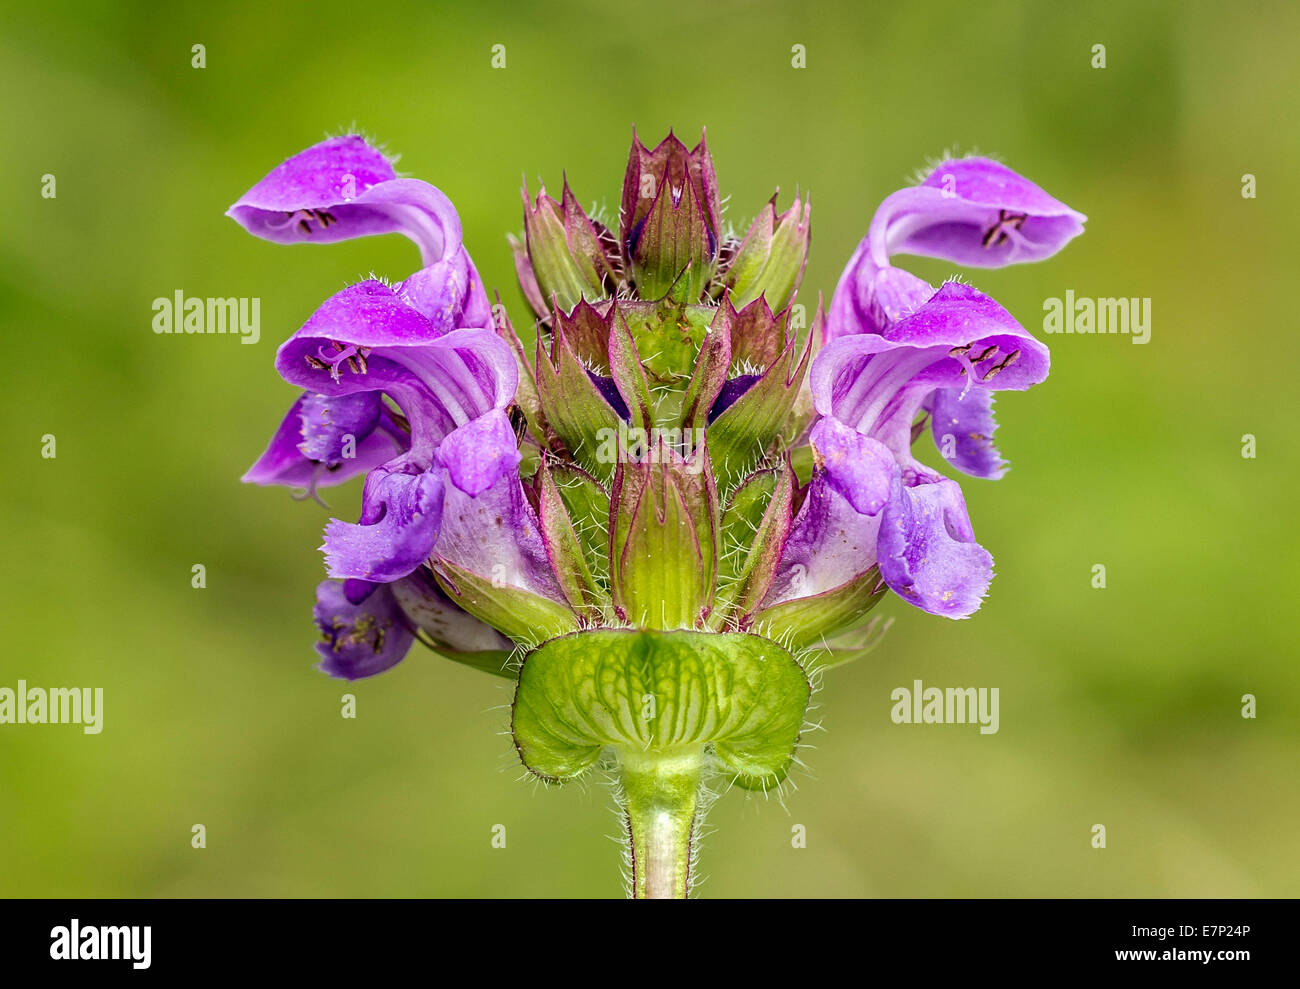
[2,0,1296,897]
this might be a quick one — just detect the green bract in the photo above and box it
[512,628,810,788]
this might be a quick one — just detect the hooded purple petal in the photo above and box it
[813,282,1048,460]
[829,157,1083,341]
[313,579,414,680]
[322,467,444,582]
[877,477,992,618]
[880,282,1048,372]
[394,249,494,333]
[288,279,442,351]
[926,387,1007,480]
[275,281,517,464]
[227,136,463,266]
[868,157,1085,269]
[275,285,515,410]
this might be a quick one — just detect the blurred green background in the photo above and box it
[2,0,1297,897]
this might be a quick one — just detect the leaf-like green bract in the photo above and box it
[512,628,809,789]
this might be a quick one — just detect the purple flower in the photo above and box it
[795,282,1048,617]
[272,283,519,582]
[871,156,1086,268]
[242,391,409,490]
[828,156,1086,340]
[227,135,463,267]
[232,136,523,668]
[774,158,1083,619]
[314,578,415,680]
[238,137,498,504]
[314,570,513,680]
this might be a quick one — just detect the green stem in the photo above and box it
[620,748,704,899]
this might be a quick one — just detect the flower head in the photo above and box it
[237,133,1082,666]
[234,129,1085,899]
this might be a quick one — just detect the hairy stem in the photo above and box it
[620,748,704,899]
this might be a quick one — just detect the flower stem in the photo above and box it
[620,748,704,899]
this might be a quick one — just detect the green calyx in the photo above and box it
[610,448,718,630]
[725,192,812,313]
[518,179,617,311]
[431,557,579,643]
